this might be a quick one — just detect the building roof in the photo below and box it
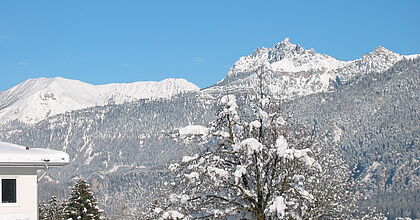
[0,141,69,167]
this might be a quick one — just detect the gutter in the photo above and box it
[0,161,69,167]
[37,159,50,183]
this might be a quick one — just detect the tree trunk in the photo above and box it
[256,212,265,220]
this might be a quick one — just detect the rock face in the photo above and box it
[225,38,348,76]
[214,38,414,100]
[0,39,418,218]
[0,77,199,124]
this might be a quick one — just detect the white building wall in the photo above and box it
[0,167,38,220]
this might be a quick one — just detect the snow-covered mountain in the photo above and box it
[2,38,418,124]
[0,77,199,124]
[226,38,349,76]
[214,38,418,99]
[1,57,418,218]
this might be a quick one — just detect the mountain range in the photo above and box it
[0,77,198,124]
[0,38,418,219]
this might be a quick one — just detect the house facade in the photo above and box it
[0,141,69,220]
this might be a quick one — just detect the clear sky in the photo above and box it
[0,0,419,91]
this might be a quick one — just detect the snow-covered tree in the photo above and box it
[64,179,104,220]
[148,91,359,219]
[39,196,66,220]
[146,65,386,219]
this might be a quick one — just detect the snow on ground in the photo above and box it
[333,127,343,143]
[179,125,209,137]
[404,54,420,59]
[362,161,382,182]
[105,164,145,174]
[160,210,184,219]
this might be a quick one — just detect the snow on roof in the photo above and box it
[0,141,69,167]
[0,214,29,220]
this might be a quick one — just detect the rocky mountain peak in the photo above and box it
[224,38,346,80]
[268,38,310,62]
[369,46,399,57]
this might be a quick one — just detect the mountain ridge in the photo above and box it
[0,38,420,124]
[214,38,418,100]
[1,38,419,125]
[0,77,199,124]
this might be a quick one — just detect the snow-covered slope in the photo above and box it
[213,38,418,99]
[97,78,199,104]
[0,77,199,124]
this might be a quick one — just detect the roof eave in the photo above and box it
[0,161,69,167]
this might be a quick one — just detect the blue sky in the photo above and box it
[0,0,419,91]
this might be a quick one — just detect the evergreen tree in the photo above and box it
[64,179,104,220]
[39,196,66,220]
[39,202,47,220]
